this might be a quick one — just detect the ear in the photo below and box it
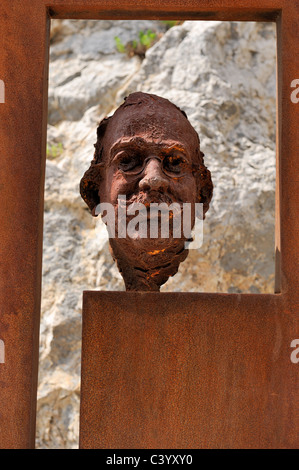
[80,116,112,216]
[196,152,213,217]
[80,163,103,216]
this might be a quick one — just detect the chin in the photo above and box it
[117,234,187,262]
[108,228,189,292]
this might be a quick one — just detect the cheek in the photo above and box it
[170,177,197,204]
[105,171,135,205]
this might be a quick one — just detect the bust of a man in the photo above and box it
[80,92,213,291]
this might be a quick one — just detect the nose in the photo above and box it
[138,158,169,192]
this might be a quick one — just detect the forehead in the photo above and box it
[102,101,199,157]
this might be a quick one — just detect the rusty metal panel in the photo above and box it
[79,292,298,449]
[275,4,299,295]
[0,1,50,448]
[48,1,282,22]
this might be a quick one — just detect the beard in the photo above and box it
[112,190,194,244]
[105,190,196,291]
[126,189,174,206]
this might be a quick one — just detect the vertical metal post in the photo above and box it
[0,2,49,448]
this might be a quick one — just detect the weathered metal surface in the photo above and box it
[79,292,298,449]
[0,0,298,449]
[0,2,50,449]
[80,91,213,291]
[48,0,282,21]
[275,6,299,295]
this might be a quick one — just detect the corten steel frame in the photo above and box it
[0,0,298,449]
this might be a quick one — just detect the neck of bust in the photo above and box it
[108,237,188,291]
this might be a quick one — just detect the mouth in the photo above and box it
[127,190,176,206]
[126,202,183,224]
[113,191,192,240]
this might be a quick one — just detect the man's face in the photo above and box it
[98,103,199,216]
[80,93,211,290]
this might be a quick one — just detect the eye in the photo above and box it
[163,154,187,174]
[117,153,143,173]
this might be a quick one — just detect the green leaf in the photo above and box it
[114,36,126,53]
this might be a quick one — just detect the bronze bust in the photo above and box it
[80,92,213,291]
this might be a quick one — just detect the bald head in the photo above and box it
[80,91,212,215]
[94,92,201,166]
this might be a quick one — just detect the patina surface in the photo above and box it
[79,291,299,449]
[80,92,213,291]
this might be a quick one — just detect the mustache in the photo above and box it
[125,191,179,207]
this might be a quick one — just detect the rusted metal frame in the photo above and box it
[45,0,298,299]
[275,4,299,298]
[275,10,282,294]
[46,1,281,21]
[48,9,280,22]
[44,0,284,19]
[0,0,297,450]
[0,2,50,449]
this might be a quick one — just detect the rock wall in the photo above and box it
[36,19,276,448]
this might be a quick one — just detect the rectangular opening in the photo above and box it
[44,18,277,294]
